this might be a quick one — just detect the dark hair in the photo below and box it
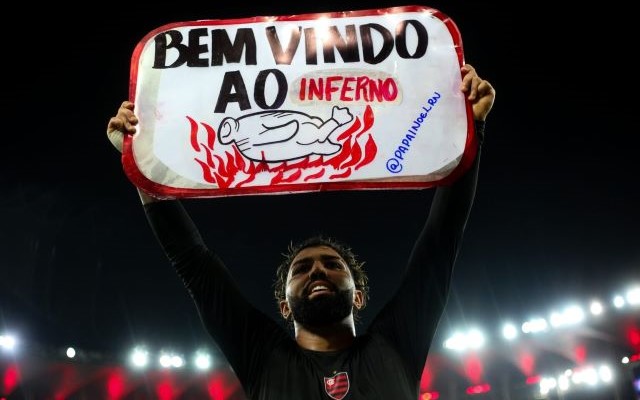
[273,235,369,320]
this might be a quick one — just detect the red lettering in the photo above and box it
[382,79,398,101]
[308,78,323,100]
[368,79,384,102]
[325,76,341,100]
[340,77,355,101]
[298,75,398,103]
[299,77,306,100]
[355,76,369,101]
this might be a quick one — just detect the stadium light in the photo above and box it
[194,351,212,370]
[522,318,548,334]
[443,328,485,352]
[613,295,625,308]
[589,300,604,315]
[548,305,584,328]
[502,323,518,340]
[66,347,76,359]
[171,355,185,368]
[467,329,485,350]
[0,334,17,353]
[159,353,172,368]
[627,287,640,306]
[129,346,149,369]
[159,351,185,369]
[443,332,466,352]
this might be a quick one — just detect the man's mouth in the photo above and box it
[307,282,334,297]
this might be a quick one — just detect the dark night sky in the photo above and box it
[2,1,638,360]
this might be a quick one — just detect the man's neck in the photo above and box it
[294,317,356,351]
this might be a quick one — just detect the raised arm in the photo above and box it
[368,64,495,377]
[106,103,287,383]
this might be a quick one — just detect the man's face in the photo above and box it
[280,245,363,326]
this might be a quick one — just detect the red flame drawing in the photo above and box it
[186,106,377,189]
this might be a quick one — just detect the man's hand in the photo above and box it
[460,64,496,122]
[106,101,138,153]
[106,100,159,204]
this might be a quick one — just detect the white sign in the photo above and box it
[123,5,477,198]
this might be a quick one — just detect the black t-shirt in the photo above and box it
[143,122,484,400]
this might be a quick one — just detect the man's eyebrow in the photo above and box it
[292,255,343,264]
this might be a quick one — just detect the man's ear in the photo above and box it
[280,300,291,319]
[353,289,365,310]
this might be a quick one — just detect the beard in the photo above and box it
[288,288,354,327]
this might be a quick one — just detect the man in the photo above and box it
[107,63,495,399]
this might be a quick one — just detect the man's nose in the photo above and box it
[309,260,328,279]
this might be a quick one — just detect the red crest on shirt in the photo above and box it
[324,371,349,400]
